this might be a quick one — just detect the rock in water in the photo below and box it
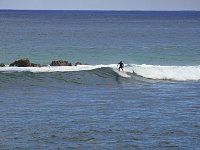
[0,63,5,67]
[30,63,42,67]
[9,58,41,67]
[50,60,72,66]
[9,58,31,67]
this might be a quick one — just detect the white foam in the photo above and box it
[0,65,98,73]
[132,64,200,81]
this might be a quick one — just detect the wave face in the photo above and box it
[0,64,200,81]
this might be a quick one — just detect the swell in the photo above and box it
[0,67,129,87]
[0,68,151,90]
[0,64,200,84]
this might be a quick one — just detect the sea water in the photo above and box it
[0,10,200,149]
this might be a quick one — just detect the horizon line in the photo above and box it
[0,9,200,12]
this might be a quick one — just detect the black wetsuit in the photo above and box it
[118,61,124,71]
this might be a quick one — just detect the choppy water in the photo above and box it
[0,10,200,149]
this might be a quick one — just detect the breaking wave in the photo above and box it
[0,64,200,81]
[132,64,200,81]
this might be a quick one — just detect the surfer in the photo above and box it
[118,61,124,71]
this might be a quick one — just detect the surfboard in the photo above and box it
[113,68,131,78]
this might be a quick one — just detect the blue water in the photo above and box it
[0,10,200,149]
[1,10,200,65]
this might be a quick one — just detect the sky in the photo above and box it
[0,0,200,11]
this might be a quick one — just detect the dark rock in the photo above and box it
[9,58,31,67]
[50,60,72,66]
[75,62,82,66]
[30,63,42,67]
[9,58,41,67]
[0,63,5,67]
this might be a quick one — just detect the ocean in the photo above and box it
[0,10,200,149]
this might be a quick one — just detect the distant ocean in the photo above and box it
[0,10,200,149]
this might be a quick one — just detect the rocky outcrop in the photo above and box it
[9,58,41,67]
[0,63,5,67]
[7,58,87,67]
[9,58,30,67]
[50,60,72,66]
[30,63,42,67]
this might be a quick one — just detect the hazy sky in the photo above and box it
[0,0,200,10]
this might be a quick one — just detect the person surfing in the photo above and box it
[118,61,124,71]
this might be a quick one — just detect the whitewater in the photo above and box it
[1,64,200,81]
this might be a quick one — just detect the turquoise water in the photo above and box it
[0,10,200,149]
[1,10,200,65]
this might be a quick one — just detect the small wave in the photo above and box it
[0,64,200,81]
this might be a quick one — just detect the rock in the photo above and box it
[9,58,41,67]
[50,60,72,66]
[0,63,5,67]
[30,63,42,67]
[75,62,82,66]
[9,58,31,67]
